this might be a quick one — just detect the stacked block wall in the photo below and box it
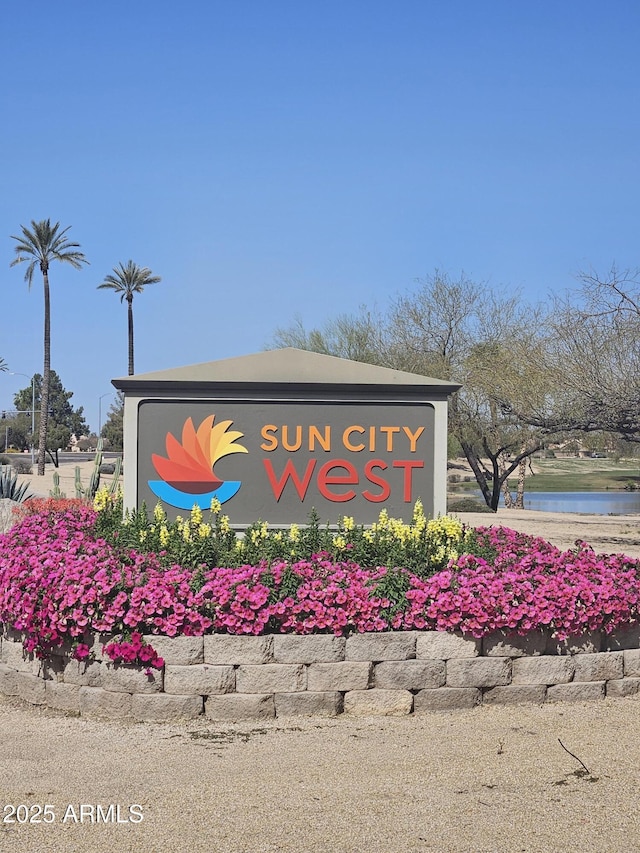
[2,626,640,721]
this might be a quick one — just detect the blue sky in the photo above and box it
[1,1,639,433]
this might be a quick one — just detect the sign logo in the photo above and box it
[148,414,248,509]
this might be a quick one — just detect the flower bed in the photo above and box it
[1,498,640,673]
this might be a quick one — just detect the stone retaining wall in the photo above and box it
[2,625,640,722]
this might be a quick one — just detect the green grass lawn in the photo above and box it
[523,457,640,491]
[454,457,640,493]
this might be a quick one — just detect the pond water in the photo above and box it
[472,490,640,515]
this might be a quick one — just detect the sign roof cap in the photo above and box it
[112,348,462,393]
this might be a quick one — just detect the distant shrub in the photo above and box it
[447,497,493,513]
[11,458,33,475]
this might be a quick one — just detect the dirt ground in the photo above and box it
[457,508,640,557]
[1,693,640,853]
[18,460,118,502]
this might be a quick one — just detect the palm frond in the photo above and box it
[10,257,38,288]
[97,259,162,299]
[10,220,88,275]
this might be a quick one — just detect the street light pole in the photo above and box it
[98,392,113,438]
[9,372,35,467]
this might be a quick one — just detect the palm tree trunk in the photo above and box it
[127,295,134,375]
[38,269,51,476]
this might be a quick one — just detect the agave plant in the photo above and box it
[0,467,34,502]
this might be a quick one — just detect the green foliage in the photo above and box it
[12,371,88,456]
[0,451,31,475]
[268,564,305,602]
[98,260,161,301]
[92,493,468,579]
[10,458,32,475]
[10,219,87,287]
[447,434,463,459]
[271,309,387,365]
[372,567,413,621]
[460,528,499,564]
[93,494,237,571]
[101,391,124,450]
[0,468,34,502]
[447,497,494,513]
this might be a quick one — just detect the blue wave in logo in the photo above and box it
[148,480,242,510]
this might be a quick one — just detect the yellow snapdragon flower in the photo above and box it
[153,502,166,522]
[93,487,111,512]
[427,515,463,542]
[412,499,426,523]
[198,523,212,539]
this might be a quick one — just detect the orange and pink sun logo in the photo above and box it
[148,414,248,509]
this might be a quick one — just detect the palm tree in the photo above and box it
[98,260,161,375]
[10,220,88,475]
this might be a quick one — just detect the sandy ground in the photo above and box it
[19,460,118,502]
[3,463,640,852]
[1,694,640,853]
[457,508,640,557]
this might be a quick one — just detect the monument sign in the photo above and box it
[112,348,460,524]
